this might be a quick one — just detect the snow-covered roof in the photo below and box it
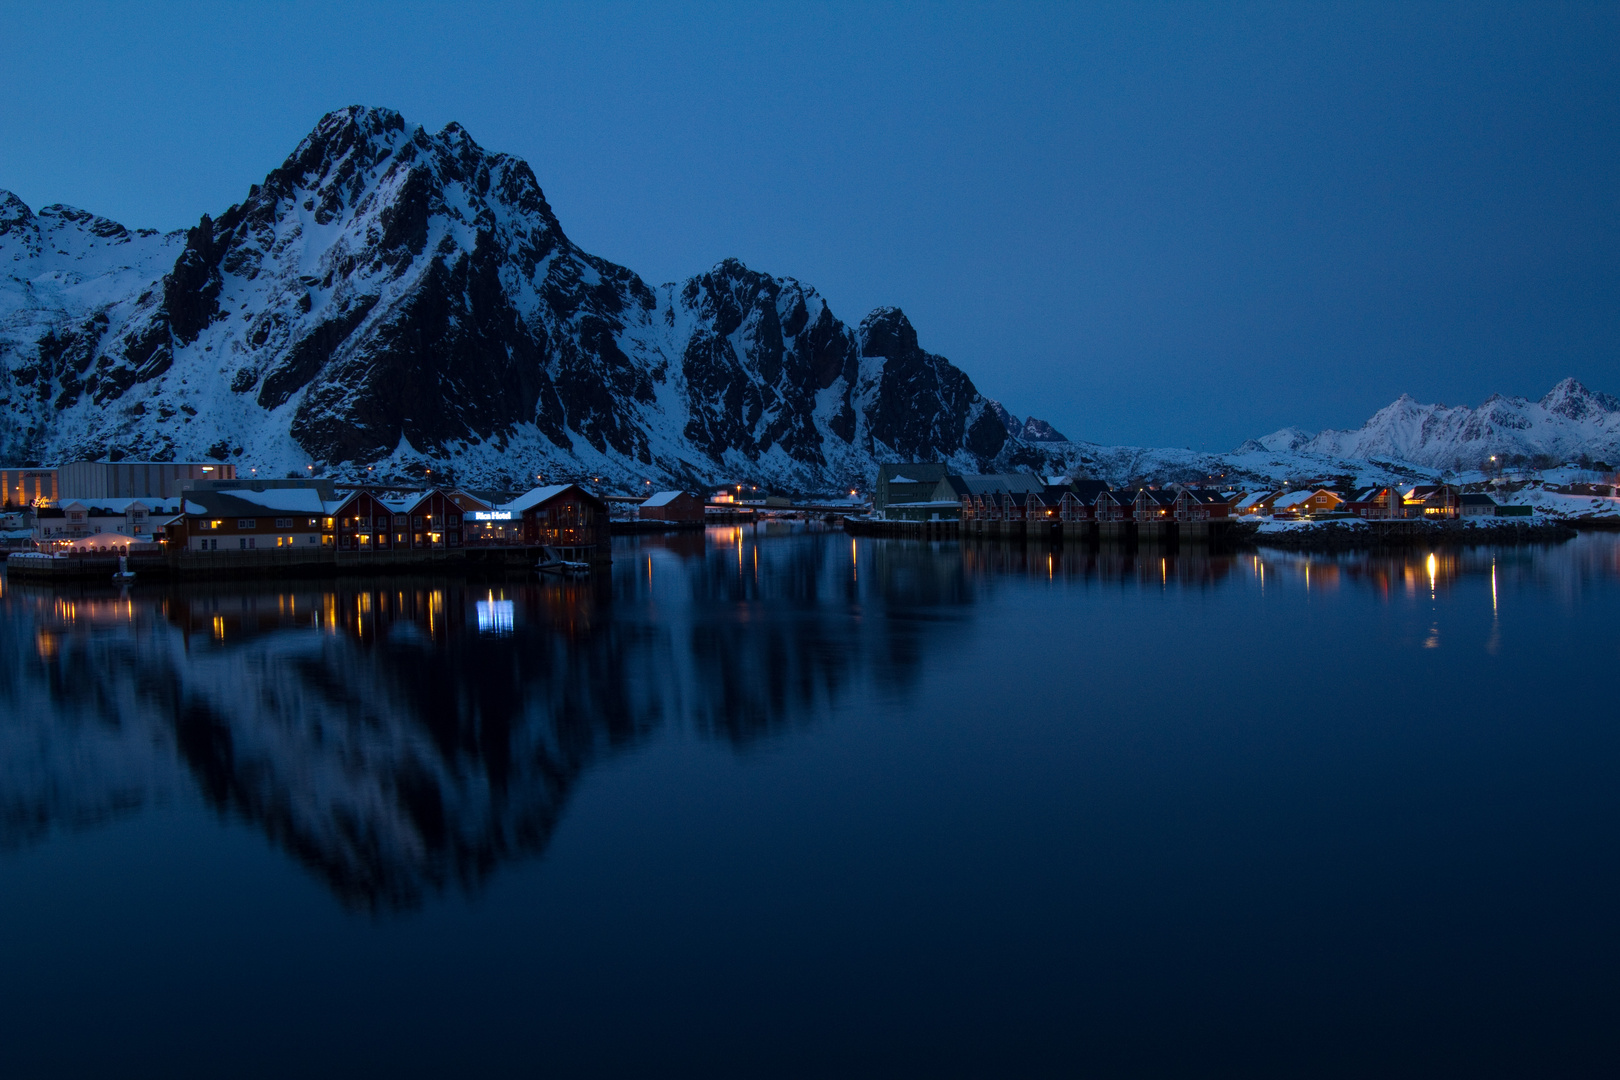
[956,473,1047,496]
[641,490,690,508]
[1235,491,1275,509]
[1176,488,1227,503]
[57,497,181,515]
[210,488,331,513]
[502,485,573,513]
[1272,490,1317,509]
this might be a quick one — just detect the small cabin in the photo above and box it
[1405,485,1459,519]
[1271,488,1344,518]
[640,491,705,523]
[1233,490,1281,517]
[1345,486,1400,518]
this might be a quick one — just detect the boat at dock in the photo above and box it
[536,546,592,575]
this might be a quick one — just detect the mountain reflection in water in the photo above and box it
[0,527,976,910]
[1,528,1613,913]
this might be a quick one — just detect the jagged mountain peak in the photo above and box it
[0,106,1078,487]
[1540,376,1620,420]
[858,306,920,357]
[1020,417,1070,443]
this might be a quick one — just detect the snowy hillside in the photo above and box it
[1241,380,1620,471]
[0,106,1079,491]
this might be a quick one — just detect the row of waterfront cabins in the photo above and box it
[876,465,1521,524]
[875,466,1235,526]
[17,483,615,555]
[1235,484,1516,519]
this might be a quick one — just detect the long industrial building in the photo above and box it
[57,460,237,500]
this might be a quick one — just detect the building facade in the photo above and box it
[60,460,236,500]
[639,491,705,522]
[164,490,331,551]
[508,484,610,551]
[1,469,59,507]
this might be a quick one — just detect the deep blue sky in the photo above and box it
[2,2,1615,449]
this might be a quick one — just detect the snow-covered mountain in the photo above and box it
[0,105,1078,490]
[1240,380,1620,471]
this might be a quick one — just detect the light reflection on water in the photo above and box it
[1,528,1618,1076]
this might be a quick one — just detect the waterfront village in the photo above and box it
[0,455,1612,580]
[861,462,1538,539]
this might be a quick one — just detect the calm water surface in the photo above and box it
[2,526,1617,1078]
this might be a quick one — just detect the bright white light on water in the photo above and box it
[477,598,514,634]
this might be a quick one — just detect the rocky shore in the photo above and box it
[1253,519,1578,550]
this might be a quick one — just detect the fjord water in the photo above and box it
[1,528,1616,1078]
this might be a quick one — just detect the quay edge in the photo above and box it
[4,545,599,583]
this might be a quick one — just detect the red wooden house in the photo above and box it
[1172,488,1231,521]
[1022,489,1066,522]
[639,490,704,523]
[329,490,399,551]
[382,489,474,550]
[1058,491,1094,522]
[1095,489,1132,521]
[507,484,610,550]
[1133,489,1175,522]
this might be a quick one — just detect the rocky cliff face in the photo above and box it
[0,106,1072,489]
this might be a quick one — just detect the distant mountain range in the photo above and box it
[2,105,1612,491]
[1239,379,1620,471]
